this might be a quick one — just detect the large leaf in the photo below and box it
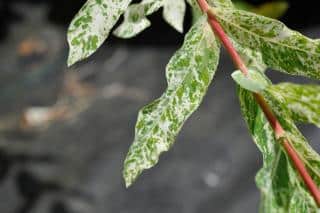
[113,0,186,38]
[268,83,320,128]
[67,0,132,66]
[238,87,320,212]
[123,16,220,187]
[213,7,320,80]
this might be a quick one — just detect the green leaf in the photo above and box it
[67,0,132,66]
[123,16,220,187]
[231,69,269,93]
[213,7,320,80]
[234,1,288,19]
[267,83,320,128]
[251,1,288,19]
[238,87,320,212]
[114,0,186,38]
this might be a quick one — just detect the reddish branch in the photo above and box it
[196,0,320,206]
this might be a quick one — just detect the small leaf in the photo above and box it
[114,0,186,38]
[231,69,269,92]
[67,0,132,66]
[123,16,220,187]
[113,0,163,38]
[268,83,320,128]
[162,0,186,33]
[213,7,320,80]
[238,84,320,211]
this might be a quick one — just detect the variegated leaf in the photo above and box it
[123,16,220,187]
[208,0,233,8]
[268,83,320,128]
[162,0,186,33]
[114,0,186,38]
[67,0,132,66]
[113,0,163,38]
[231,69,269,93]
[213,7,320,80]
[238,85,320,212]
[187,0,233,9]
[187,0,233,23]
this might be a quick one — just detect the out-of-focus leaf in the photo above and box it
[233,1,253,11]
[231,69,269,93]
[252,2,288,19]
[234,1,288,19]
[67,0,132,66]
[268,83,320,128]
[213,7,320,80]
[123,16,220,187]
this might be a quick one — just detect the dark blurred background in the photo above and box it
[0,1,319,213]
[1,0,319,44]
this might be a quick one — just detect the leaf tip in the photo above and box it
[123,165,138,188]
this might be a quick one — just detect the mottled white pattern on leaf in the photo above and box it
[238,73,320,212]
[163,0,186,33]
[268,83,320,128]
[214,7,320,80]
[67,0,132,66]
[208,0,233,8]
[113,0,163,38]
[123,17,220,187]
[231,69,269,93]
[114,0,186,38]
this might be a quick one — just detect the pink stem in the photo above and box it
[196,0,320,206]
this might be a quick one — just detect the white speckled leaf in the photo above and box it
[268,83,320,128]
[67,0,132,66]
[113,0,163,38]
[231,69,269,93]
[114,0,186,38]
[123,16,220,187]
[187,0,233,9]
[238,74,320,212]
[208,0,233,8]
[187,0,233,23]
[213,7,320,80]
[232,38,267,73]
[162,0,186,33]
